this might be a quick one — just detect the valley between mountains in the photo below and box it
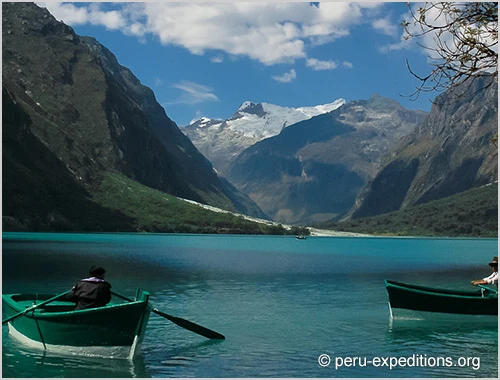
[2,3,497,237]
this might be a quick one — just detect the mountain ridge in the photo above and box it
[350,76,498,219]
[226,95,428,224]
[320,182,498,237]
[182,98,346,174]
[2,2,267,231]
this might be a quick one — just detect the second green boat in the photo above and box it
[385,280,498,317]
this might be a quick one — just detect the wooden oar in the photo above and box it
[111,290,225,340]
[2,290,71,325]
[151,308,225,340]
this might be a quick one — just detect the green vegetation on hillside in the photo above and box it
[92,172,307,235]
[316,183,498,237]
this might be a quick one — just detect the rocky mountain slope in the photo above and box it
[350,77,498,219]
[321,183,498,237]
[182,99,345,174]
[3,86,137,231]
[2,2,266,231]
[226,95,428,224]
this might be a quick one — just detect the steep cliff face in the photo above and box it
[2,86,137,231]
[351,77,498,219]
[227,95,427,224]
[2,2,266,230]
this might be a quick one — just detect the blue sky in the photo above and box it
[39,2,439,127]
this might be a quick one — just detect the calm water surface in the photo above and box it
[2,233,498,377]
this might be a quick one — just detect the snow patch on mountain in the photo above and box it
[183,98,346,174]
[194,117,216,127]
[189,98,345,139]
[179,196,369,236]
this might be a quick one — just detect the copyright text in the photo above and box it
[318,354,480,371]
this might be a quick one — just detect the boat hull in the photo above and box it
[385,280,498,316]
[3,292,152,358]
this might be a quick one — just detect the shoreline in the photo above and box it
[181,197,371,237]
[307,228,371,237]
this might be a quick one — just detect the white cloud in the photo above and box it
[381,38,411,53]
[306,58,337,71]
[210,56,224,64]
[342,61,354,69]
[37,2,87,25]
[89,7,125,30]
[272,69,297,83]
[38,2,126,31]
[39,2,385,67]
[169,81,220,105]
[372,17,398,37]
[155,78,163,87]
[127,22,147,38]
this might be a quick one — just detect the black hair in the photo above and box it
[89,266,106,276]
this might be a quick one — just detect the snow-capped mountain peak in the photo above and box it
[188,116,224,129]
[196,117,212,127]
[226,98,346,139]
[182,98,346,174]
[296,98,346,118]
[237,101,258,112]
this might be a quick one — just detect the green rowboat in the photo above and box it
[2,290,152,359]
[385,280,498,317]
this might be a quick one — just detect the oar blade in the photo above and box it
[153,309,225,340]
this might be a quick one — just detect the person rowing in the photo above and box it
[471,256,498,295]
[66,266,112,310]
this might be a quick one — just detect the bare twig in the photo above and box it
[403,2,497,99]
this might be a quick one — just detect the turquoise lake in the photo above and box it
[1,233,498,377]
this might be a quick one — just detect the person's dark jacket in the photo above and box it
[66,277,112,310]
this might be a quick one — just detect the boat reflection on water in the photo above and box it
[2,325,226,378]
[2,340,151,378]
[386,314,498,349]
